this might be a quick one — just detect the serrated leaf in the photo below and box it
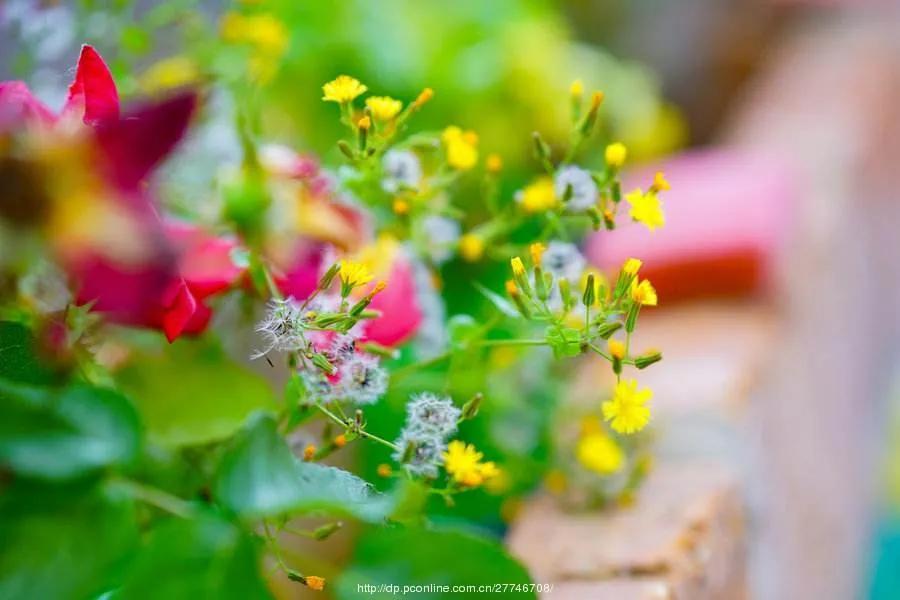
[0,380,141,480]
[214,413,391,522]
[0,321,59,384]
[116,340,277,448]
[545,326,583,359]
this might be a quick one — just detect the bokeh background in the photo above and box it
[3,1,900,598]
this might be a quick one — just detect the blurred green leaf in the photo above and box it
[0,380,140,481]
[335,525,535,599]
[545,327,582,358]
[472,283,519,319]
[116,341,277,448]
[447,314,479,349]
[118,514,271,600]
[214,413,391,522]
[0,321,58,385]
[0,482,138,599]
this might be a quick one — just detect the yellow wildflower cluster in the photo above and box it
[338,260,373,289]
[602,379,652,434]
[443,441,499,487]
[442,126,479,170]
[626,188,665,231]
[605,142,627,168]
[630,278,657,306]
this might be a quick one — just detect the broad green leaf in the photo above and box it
[0,320,59,384]
[118,514,271,600]
[116,340,277,448]
[0,482,138,599]
[214,413,391,522]
[0,380,140,480]
[335,525,536,599]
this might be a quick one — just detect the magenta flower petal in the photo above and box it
[94,92,198,191]
[160,278,198,343]
[0,81,56,130]
[165,221,246,299]
[63,45,120,126]
[363,258,422,347]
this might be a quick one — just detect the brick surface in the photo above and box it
[507,463,746,600]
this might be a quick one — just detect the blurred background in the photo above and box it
[3,1,900,598]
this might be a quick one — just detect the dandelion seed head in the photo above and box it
[554,166,598,212]
[404,392,460,438]
[382,149,422,193]
[392,429,445,478]
[541,241,586,283]
[334,353,387,405]
[252,297,308,358]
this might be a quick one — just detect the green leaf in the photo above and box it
[116,340,277,448]
[0,482,138,599]
[118,514,271,600]
[0,321,58,384]
[447,314,479,349]
[0,380,140,480]
[472,283,519,318]
[335,526,536,599]
[545,326,582,359]
[214,413,391,522]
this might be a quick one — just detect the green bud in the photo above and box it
[311,352,336,375]
[462,393,483,420]
[532,131,554,173]
[594,320,622,339]
[625,303,639,333]
[582,274,595,307]
[534,266,548,301]
[319,263,340,290]
[558,278,573,311]
[634,351,663,369]
[611,180,622,203]
[337,140,355,160]
[312,522,344,540]
[587,206,602,230]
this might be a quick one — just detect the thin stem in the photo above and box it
[112,478,194,519]
[315,403,400,452]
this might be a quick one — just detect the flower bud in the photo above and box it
[582,274,595,307]
[594,320,622,339]
[634,350,663,369]
[312,522,343,540]
[462,392,483,420]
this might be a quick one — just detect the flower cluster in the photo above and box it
[393,393,461,478]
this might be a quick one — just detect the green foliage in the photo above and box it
[0,321,59,384]
[0,380,140,481]
[0,482,138,600]
[117,340,277,448]
[215,413,392,522]
[336,525,535,599]
[545,326,583,358]
[117,514,272,600]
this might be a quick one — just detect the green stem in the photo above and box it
[112,479,194,519]
[315,403,400,452]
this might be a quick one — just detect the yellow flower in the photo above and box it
[140,56,199,93]
[459,234,485,262]
[392,199,409,215]
[630,278,658,306]
[510,257,526,277]
[626,189,665,231]
[602,379,652,434]
[322,75,368,103]
[221,12,288,55]
[505,279,519,297]
[304,576,326,591]
[622,258,642,276]
[442,126,479,170]
[570,79,584,97]
[519,177,558,213]
[338,260,373,288]
[605,142,627,168]
[607,338,625,360]
[577,432,624,475]
[365,96,403,121]
[486,153,503,174]
[651,171,671,192]
[529,242,546,266]
[443,440,498,487]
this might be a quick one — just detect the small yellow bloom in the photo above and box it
[505,279,519,297]
[442,126,479,170]
[605,142,627,168]
[338,260,374,288]
[303,444,316,461]
[529,242,546,266]
[140,56,199,93]
[602,379,652,434]
[651,171,671,192]
[486,153,503,174]
[322,75,368,103]
[459,234,485,262]
[392,199,409,215]
[334,434,347,448]
[413,87,434,108]
[590,91,605,109]
[577,431,625,475]
[365,96,403,121]
[356,115,371,130]
[626,188,665,231]
[622,257,642,276]
[221,12,288,55]
[519,177,558,213]
[510,257,526,277]
[570,79,584,97]
[377,463,393,478]
[630,278,658,306]
[607,338,626,360]
[304,575,326,591]
[443,440,498,487]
